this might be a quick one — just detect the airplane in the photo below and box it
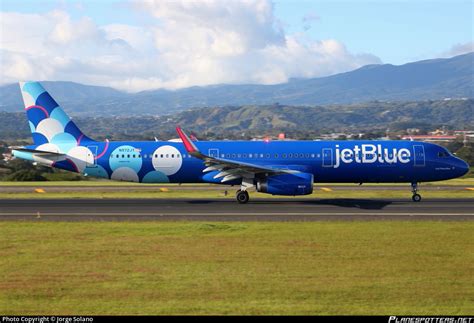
[11,82,470,204]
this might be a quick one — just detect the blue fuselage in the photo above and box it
[46,139,468,184]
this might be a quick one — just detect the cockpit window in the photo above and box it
[437,151,450,158]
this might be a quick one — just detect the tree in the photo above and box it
[455,145,474,167]
[3,159,51,181]
[6,170,46,181]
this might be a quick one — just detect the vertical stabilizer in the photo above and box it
[19,82,94,149]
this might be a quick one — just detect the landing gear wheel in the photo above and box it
[411,182,422,202]
[236,190,249,204]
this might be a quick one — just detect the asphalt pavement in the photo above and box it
[0,198,472,222]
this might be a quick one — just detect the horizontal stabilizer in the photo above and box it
[11,147,66,157]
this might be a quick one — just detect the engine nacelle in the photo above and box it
[257,173,313,196]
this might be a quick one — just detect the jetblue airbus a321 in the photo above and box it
[12,82,469,203]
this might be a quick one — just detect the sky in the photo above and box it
[0,0,472,92]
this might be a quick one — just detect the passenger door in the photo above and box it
[413,145,425,167]
[86,145,97,167]
[322,148,333,167]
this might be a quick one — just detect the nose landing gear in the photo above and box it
[411,182,422,202]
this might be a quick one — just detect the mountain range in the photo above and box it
[1,99,472,142]
[0,52,472,116]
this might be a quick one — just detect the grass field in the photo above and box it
[1,221,473,315]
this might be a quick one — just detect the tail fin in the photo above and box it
[19,81,94,148]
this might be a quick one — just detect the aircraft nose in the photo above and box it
[454,157,470,177]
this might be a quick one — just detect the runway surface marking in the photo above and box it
[1,185,473,192]
[2,212,473,216]
[0,198,472,221]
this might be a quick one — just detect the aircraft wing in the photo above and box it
[176,127,298,183]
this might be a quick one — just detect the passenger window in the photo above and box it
[171,154,174,158]
[161,154,164,158]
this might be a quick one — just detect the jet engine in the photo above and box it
[256,173,313,196]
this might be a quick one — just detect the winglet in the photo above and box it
[176,127,199,155]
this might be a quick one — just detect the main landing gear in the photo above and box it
[236,189,250,204]
[411,182,422,202]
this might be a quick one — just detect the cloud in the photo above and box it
[139,0,286,54]
[302,11,320,31]
[0,0,381,92]
[441,42,474,58]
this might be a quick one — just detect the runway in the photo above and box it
[0,184,471,193]
[0,198,473,222]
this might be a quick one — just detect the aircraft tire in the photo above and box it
[236,190,250,204]
[412,194,422,202]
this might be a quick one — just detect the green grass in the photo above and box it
[0,189,473,199]
[0,221,472,315]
